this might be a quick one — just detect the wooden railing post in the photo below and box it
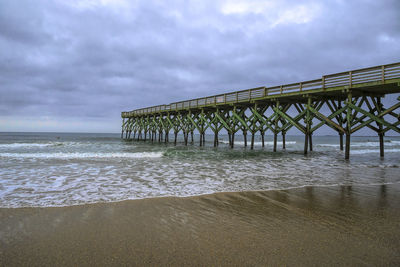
[122,62,400,119]
[349,71,352,87]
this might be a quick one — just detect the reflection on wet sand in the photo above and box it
[1,184,400,266]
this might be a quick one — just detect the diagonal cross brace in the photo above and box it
[274,108,306,134]
[348,103,400,134]
[308,106,346,134]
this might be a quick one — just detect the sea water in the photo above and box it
[0,132,399,208]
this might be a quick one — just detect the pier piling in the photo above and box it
[121,62,400,159]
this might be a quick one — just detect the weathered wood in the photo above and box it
[304,97,311,155]
[345,134,351,159]
[339,133,343,151]
[304,133,308,155]
[345,92,352,160]
[261,131,265,148]
[122,62,400,159]
[174,132,178,145]
[377,97,384,158]
[282,132,286,149]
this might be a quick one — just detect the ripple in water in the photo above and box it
[0,133,400,207]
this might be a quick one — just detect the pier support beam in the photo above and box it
[214,132,218,147]
[339,133,344,151]
[121,118,125,138]
[345,134,351,159]
[174,131,178,145]
[345,92,352,160]
[184,130,188,146]
[338,101,344,151]
[273,101,279,152]
[282,132,286,149]
[261,131,265,148]
[304,97,311,155]
[243,130,247,147]
[304,133,308,155]
[376,97,385,158]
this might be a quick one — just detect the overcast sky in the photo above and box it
[0,0,399,133]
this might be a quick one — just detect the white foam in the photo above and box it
[0,152,163,159]
[317,144,340,147]
[352,141,400,147]
[220,140,296,146]
[318,141,400,148]
[350,149,400,154]
[0,143,51,148]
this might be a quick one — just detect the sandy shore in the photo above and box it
[1,184,400,266]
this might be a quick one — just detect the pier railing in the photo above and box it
[122,62,400,117]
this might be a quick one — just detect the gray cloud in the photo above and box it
[0,0,399,132]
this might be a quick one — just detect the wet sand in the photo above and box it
[1,184,400,266]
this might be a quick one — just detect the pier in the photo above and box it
[121,62,400,159]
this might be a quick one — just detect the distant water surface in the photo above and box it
[0,132,399,207]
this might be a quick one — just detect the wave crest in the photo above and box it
[0,152,163,159]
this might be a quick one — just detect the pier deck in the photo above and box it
[121,62,400,159]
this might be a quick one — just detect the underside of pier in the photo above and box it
[121,62,400,159]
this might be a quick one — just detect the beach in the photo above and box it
[2,184,400,266]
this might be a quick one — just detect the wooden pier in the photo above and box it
[121,62,400,159]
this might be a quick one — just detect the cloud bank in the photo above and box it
[0,0,399,132]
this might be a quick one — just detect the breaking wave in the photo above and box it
[0,152,163,159]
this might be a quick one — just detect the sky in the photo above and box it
[0,0,399,133]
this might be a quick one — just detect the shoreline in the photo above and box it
[1,184,400,265]
[2,181,400,210]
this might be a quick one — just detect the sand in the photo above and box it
[1,184,400,266]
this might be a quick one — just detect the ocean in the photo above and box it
[1,132,399,208]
